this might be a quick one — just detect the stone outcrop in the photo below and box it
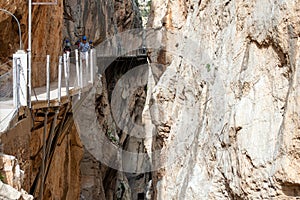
[0,154,33,200]
[146,0,300,199]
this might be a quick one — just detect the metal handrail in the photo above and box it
[0,8,23,50]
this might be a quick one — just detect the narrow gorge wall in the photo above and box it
[146,0,300,199]
[3,0,299,199]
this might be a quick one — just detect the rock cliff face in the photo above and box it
[63,0,141,46]
[1,0,143,199]
[63,1,143,199]
[2,0,299,199]
[0,0,64,87]
[146,0,300,199]
[0,0,141,87]
[0,1,27,75]
[0,154,33,200]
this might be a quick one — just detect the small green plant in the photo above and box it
[206,64,211,72]
[110,135,118,143]
[106,128,118,144]
[135,0,139,6]
[0,172,5,182]
[107,128,112,136]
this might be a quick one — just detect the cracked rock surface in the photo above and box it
[147,0,300,199]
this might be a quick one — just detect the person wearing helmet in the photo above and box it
[78,36,90,83]
[75,39,81,48]
[63,39,71,53]
[79,35,90,59]
[89,40,94,49]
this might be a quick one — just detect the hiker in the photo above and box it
[79,35,90,60]
[89,40,94,49]
[141,45,146,54]
[78,36,90,84]
[75,39,81,49]
[63,39,71,53]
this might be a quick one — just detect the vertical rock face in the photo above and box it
[0,0,64,87]
[1,0,144,199]
[62,1,144,199]
[29,107,83,200]
[63,0,141,45]
[31,3,64,87]
[147,0,300,199]
[0,0,141,87]
[0,1,26,72]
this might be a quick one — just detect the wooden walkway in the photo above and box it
[0,51,147,133]
[0,61,92,133]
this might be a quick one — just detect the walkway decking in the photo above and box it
[0,99,15,132]
[0,62,91,132]
[0,50,147,133]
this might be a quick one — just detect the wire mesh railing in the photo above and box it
[0,59,13,101]
[0,69,13,101]
[14,57,28,108]
[0,59,17,133]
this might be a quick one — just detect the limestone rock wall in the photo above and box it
[147,0,300,199]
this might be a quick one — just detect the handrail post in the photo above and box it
[28,0,32,109]
[85,52,89,86]
[79,53,83,89]
[75,49,80,87]
[63,53,69,97]
[46,55,50,106]
[66,51,70,88]
[58,56,62,103]
[90,49,94,84]
[15,58,20,109]
[13,50,27,107]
